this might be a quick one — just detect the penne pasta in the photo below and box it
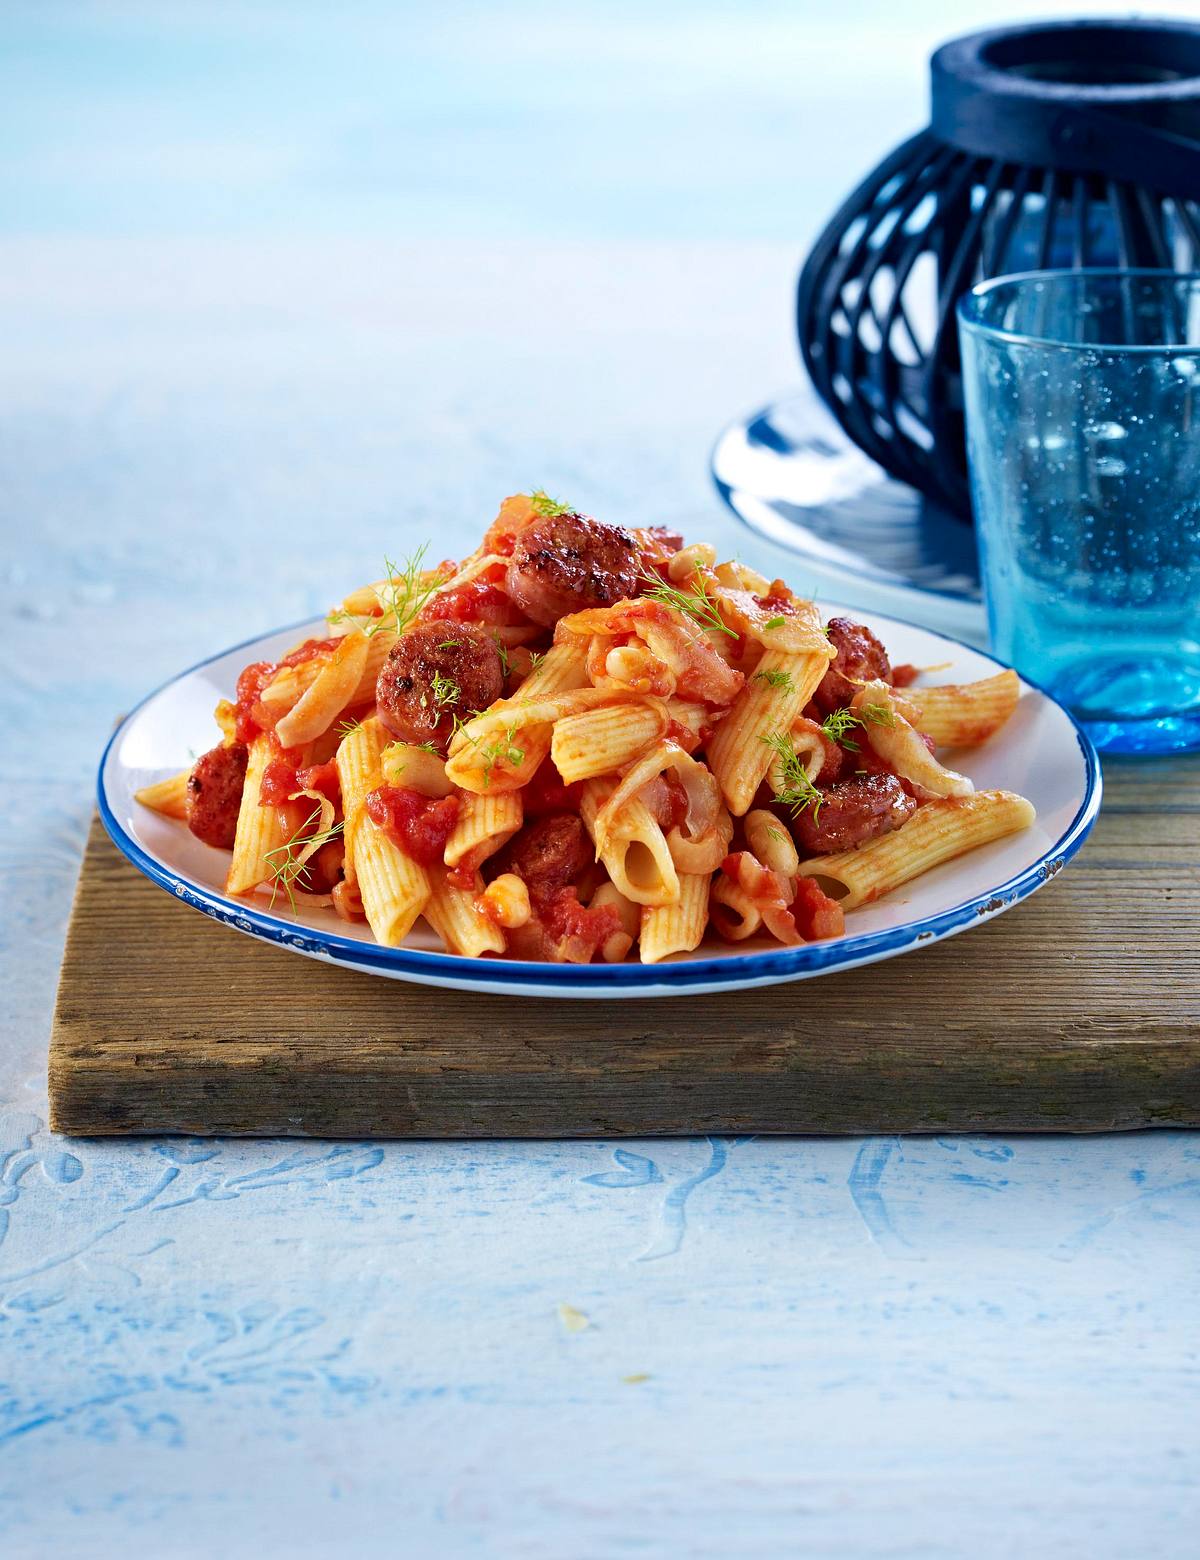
[226,734,294,895]
[423,869,505,957]
[135,769,190,820]
[580,779,680,908]
[334,716,387,888]
[445,639,589,792]
[903,670,1021,748]
[706,648,830,816]
[346,627,398,706]
[550,700,667,783]
[444,790,523,872]
[797,790,1036,909]
[639,871,711,963]
[154,492,1050,969]
[354,816,431,945]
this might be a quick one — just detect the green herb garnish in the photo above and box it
[430,670,460,707]
[818,702,896,753]
[753,667,795,690]
[481,724,524,788]
[763,616,786,632]
[367,544,440,638]
[760,732,824,820]
[529,489,574,519]
[640,572,736,638]
[264,807,345,913]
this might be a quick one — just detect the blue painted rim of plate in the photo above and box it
[97,615,1103,993]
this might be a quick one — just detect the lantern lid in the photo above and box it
[931,19,1200,196]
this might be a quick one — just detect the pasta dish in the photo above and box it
[136,493,1034,965]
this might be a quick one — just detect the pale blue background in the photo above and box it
[2,4,1198,1556]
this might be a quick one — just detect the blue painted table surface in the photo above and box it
[4,4,1200,1555]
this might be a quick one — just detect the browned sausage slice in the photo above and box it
[814,617,892,713]
[186,742,248,849]
[495,812,592,906]
[505,512,641,628]
[792,773,917,856]
[376,622,504,750]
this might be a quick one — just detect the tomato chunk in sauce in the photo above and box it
[257,755,341,810]
[540,887,621,957]
[791,876,845,941]
[365,785,460,867]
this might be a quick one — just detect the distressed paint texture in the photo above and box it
[4,6,1200,1544]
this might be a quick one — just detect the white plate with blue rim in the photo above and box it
[99,607,1100,999]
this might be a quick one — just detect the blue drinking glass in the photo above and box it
[958,269,1200,754]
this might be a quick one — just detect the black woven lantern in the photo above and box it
[797,18,1200,519]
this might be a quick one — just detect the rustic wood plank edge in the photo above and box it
[48,811,1200,1138]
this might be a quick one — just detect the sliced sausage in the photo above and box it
[505,512,641,628]
[186,742,248,849]
[792,773,917,856]
[496,811,592,907]
[814,616,892,713]
[376,622,504,750]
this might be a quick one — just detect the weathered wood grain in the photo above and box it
[50,756,1200,1136]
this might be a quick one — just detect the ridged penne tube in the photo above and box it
[640,871,711,963]
[444,790,523,872]
[226,735,293,895]
[135,770,190,819]
[445,639,589,792]
[903,670,1021,748]
[580,780,680,908]
[334,716,387,888]
[706,649,830,816]
[853,682,974,798]
[355,816,431,945]
[423,870,505,957]
[797,790,1036,910]
[551,700,668,783]
[346,627,398,706]
[274,631,370,749]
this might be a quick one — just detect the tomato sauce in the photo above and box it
[521,758,582,816]
[259,756,299,808]
[791,876,845,941]
[661,771,690,831]
[257,753,341,810]
[365,785,460,867]
[540,887,620,954]
[422,576,513,626]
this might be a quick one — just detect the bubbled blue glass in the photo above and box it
[959,270,1200,754]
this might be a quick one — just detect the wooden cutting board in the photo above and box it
[50,755,1200,1137]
